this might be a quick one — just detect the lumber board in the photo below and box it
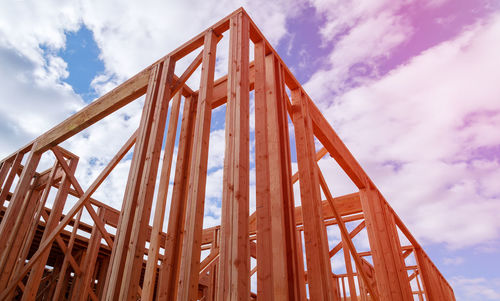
[217,12,250,300]
[177,29,218,301]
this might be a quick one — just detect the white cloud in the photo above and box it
[451,277,500,300]
[0,0,81,61]
[0,0,84,157]
[80,0,303,80]
[304,0,415,100]
[0,45,84,158]
[312,13,500,249]
[309,0,450,44]
[304,0,457,102]
[207,129,226,170]
[309,0,394,42]
[443,256,464,266]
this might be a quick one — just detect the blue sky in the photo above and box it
[57,26,104,101]
[1,0,500,299]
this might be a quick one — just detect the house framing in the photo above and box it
[0,8,454,301]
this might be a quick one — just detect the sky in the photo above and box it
[1,0,500,299]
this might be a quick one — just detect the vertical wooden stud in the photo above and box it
[254,43,306,300]
[120,56,176,301]
[22,156,78,300]
[217,11,250,301]
[342,236,357,299]
[0,149,40,289]
[52,208,84,300]
[157,94,198,300]
[291,88,336,301]
[415,248,441,300]
[177,29,218,301]
[359,188,413,301]
[104,55,175,300]
[142,90,182,301]
[72,207,106,301]
[0,152,23,207]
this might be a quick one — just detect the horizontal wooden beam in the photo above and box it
[202,192,362,247]
[0,143,33,166]
[33,72,195,155]
[294,192,362,226]
[34,69,151,153]
[168,8,241,60]
[210,61,255,108]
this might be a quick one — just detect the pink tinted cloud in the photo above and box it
[304,0,498,102]
[317,12,500,249]
[451,276,500,300]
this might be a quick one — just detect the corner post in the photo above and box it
[217,11,251,300]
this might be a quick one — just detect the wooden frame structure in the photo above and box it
[0,8,455,301]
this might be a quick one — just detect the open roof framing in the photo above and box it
[0,7,455,301]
